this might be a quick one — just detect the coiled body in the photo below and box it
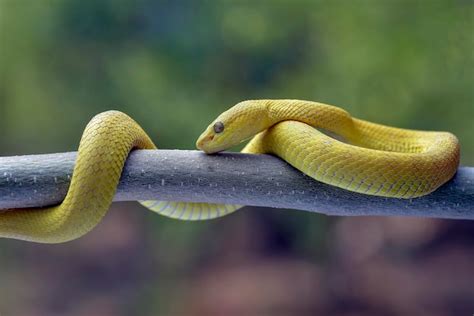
[0,100,460,243]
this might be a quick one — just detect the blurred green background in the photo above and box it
[0,1,473,315]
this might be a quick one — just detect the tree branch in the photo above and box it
[0,150,473,220]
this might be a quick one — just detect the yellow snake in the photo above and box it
[0,100,460,243]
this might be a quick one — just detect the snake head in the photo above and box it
[196,100,271,154]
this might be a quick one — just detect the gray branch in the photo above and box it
[0,150,473,220]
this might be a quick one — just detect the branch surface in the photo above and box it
[0,150,473,220]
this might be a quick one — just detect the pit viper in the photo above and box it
[0,100,460,243]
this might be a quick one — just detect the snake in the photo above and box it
[0,100,460,243]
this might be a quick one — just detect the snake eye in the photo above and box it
[213,121,225,133]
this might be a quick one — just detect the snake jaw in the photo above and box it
[196,133,216,153]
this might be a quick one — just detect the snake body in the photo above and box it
[0,100,460,243]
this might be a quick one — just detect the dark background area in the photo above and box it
[0,1,473,315]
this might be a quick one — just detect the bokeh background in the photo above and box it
[1,1,473,315]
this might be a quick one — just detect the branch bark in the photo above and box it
[0,150,473,220]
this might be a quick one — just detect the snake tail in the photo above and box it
[0,111,240,243]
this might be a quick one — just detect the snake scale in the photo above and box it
[0,100,460,243]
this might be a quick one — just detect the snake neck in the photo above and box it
[264,100,357,142]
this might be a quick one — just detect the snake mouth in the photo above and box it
[196,134,215,152]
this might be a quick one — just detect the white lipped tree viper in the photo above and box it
[0,100,460,243]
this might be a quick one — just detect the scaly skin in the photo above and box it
[0,100,460,243]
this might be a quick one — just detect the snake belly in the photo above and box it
[0,100,460,243]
